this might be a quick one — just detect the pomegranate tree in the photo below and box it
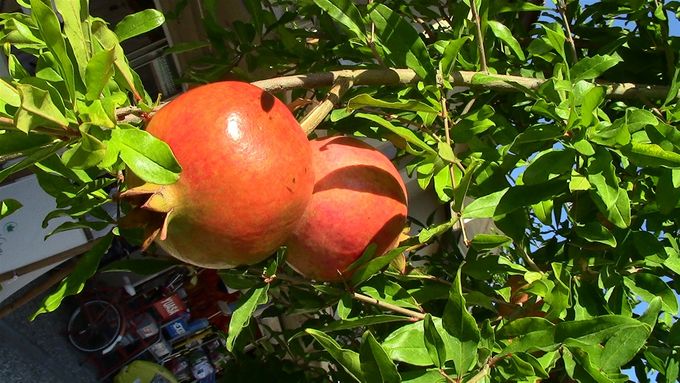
[123,82,314,268]
[285,136,408,281]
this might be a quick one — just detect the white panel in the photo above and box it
[0,176,88,273]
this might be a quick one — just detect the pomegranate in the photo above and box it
[284,136,408,282]
[122,82,314,268]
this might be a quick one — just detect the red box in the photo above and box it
[152,294,186,320]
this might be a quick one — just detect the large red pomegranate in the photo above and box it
[123,82,314,268]
[284,136,408,282]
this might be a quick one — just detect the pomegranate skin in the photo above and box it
[285,136,408,282]
[144,82,314,268]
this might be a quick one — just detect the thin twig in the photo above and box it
[299,77,353,134]
[439,369,457,383]
[557,0,577,64]
[517,244,542,273]
[441,94,470,247]
[367,0,385,66]
[470,0,488,72]
[352,292,426,320]
[466,363,490,383]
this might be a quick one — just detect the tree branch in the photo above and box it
[299,77,353,134]
[249,68,673,101]
[470,0,488,72]
[352,292,426,321]
[113,68,675,123]
[557,0,577,64]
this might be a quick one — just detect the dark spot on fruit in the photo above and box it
[260,92,275,111]
[292,177,296,184]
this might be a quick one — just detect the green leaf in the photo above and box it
[360,331,401,383]
[226,284,270,351]
[0,79,21,107]
[306,329,363,382]
[114,9,165,42]
[621,142,680,168]
[351,246,409,286]
[522,149,574,185]
[85,48,115,101]
[497,317,558,354]
[356,113,436,156]
[0,141,68,184]
[292,315,410,340]
[587,148,631,228]
[442,267,480,374]
[418,219,454,244]
[0,199,22,220]
[423,314,446,368]
[439,37,470,77]
[53,0,89,77]
[470,234,512,250]
[555,315,647,345]
[569,169,591,192]
[347,94,439,113]
[540,23,566,63]
[31,233,114,319]
[488,20,525,60]
[580,86,605,127]
[368,4,434,81]
[575,222,617,247]
[463,189,506,219]
[570,54,622,82]
[111,127,182,184]
[359,277,421,310]
[313,0,367,42]
[30,0,75,100]
[624,274,679,315]
[15,84,69,132]
[599,323,651,372]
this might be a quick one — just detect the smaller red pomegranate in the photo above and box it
[285,136,408,282]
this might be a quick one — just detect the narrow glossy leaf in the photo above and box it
[497,317,558,354]
[31,233,114,319]
[368,4,434,81]
[54,0,89,76]
[533,199,553,225]
[624,108,658,132]
[488,20,525,60]
[226,284,270,351]
[15,84,69,132]
[580,86,605,127]
[30,0,75,100]
[360,331,401,383]
[463,189,507,219]
[356,113,436,155]
[313,0,367,42]
[540,23,566,62]
[418,219,454,244]
[45,220,110,239]
[587,147,620,208]
[600,320,654,371]
[522,149,574,185]
[555,315,645,345]
[112,128,182,184]
[423,314,446,368]
[346,243,378,273]
[292,315,409,341]
[92,21,141,100]
[442,267,480,374]
[359,277,421,310]
[470,234,512,250]
[565,347,617,383]
[570,54,622,82]
[624,274,679,315]
[400,369,449,383]
[0,79,20,107]
[439,37,470,77]
[306,329,363,382]
[569,170,591,192]
[433,165,453,203]
[85,48,115,101]
[347,94,439,113]
[589,120,630,147]
[350,246,409,286]
[621,142,680,168]
[0,199,22,220]
[575,222,617,247]
[0,141,68,184]
[114,9,165,42]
